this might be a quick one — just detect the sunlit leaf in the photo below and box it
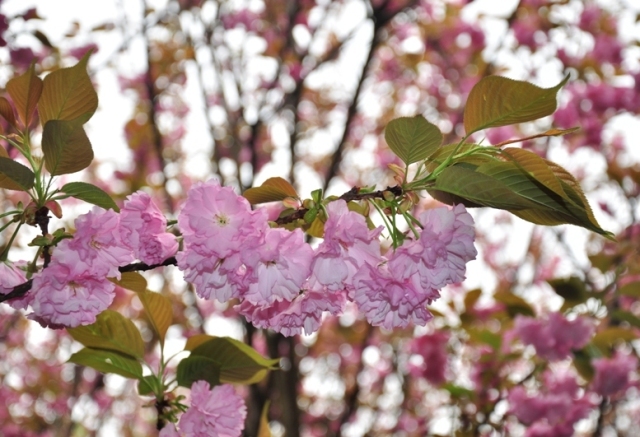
[42,119,94,175]
[6,63,42,128]
[138,290,173,347]
[176,355,221,388]
[499,148,566,198]
[0,97,17,128]
[38,51,98,126]
[384,115,442,165]
[67,309,145,360]
[59,182,119,211]
[464,75,569,135]
[68,348,143,379]
[0,157,35,191]
[243,177,298,204]
[187,336,280,384]
[111,272,147,293]
[463,288,482,311]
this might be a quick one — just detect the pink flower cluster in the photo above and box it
[513,312,594,361]
[159,382,246,437]
[4,192,177,328]
[178,179,477,335]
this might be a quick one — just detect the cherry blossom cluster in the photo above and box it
[1,179,477,334]
[1,192,178,328]
[178,179,477,335]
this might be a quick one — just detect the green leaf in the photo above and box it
[243,177,299,205]
[500,148,567,199]
[0,97,17,128]
[572,349,594,381]
[38,52,98,126]
[384,115,443,165]
[443,383,474,398]
[42,120,94,175]
[6,63,43,128]
[138,290,173,347]
[464,75,569,135]
[431,164,541,210]
[0,157,35,191]
[59,182,119,212]
[547,277,588,308]
[494,290,535,317]
[592,327,637,356]
[138,375,160,396]
[187,336,280,384]
[68,348,143,379]
[618,281,640,297]
[67,310,145,360]
[176,355,221,388]
[611,310,640,329]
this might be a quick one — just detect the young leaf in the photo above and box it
[384,115,443,165]
[0,157,35,191]
[6,63,43,128]
[111,271,147,293]
[176,355,221,388]
[243,177,298,205]
[257,401,272,437]
[68,348,143,379]
[38,51,98,126]
[59,182,119,211]
[137,290,173,347]
[67,309,145,360]
[42,119,94,175]
[0,97,17,128]
[464,75,569,135]
[187,336,280,384]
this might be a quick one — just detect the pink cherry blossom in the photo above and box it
[352,263,436,330]
[120,191,178,264]
[591,351,638,397]
[513,312,594,361]
[179,251,247,302]
[26,262,116,328]
[159,423,180,437]
[388,204,477,292]
[311,200,382,291]
[56,207,134,279]
[178,382,246,437]
[237,286,345,337]
[178,179,267,259]
[242,228,313,305]
[0,261,26,295]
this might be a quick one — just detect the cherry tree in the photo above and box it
[0,0,639,436]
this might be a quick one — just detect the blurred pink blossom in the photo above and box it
[591,351,638,397]
[513,312,594,360]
